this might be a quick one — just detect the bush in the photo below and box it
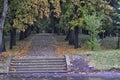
[84,12,103,50]
[86,37,101,50]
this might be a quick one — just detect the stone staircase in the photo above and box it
[9,56,68,73]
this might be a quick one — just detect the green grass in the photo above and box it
[55,34,120,70]
[77,34,120,70]
[79,50,120,70]
[78,34,118,49]
[101,37,118,49]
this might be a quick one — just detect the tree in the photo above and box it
[0,0,8,54]
[5,0,50,49]
[84,13,103,50]
[48,0,62,34]
[58,0,114,49]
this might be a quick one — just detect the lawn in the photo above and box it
[55,34,120,70]
[79,50,120,70]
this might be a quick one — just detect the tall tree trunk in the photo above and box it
[36,27,40,33]
[117,29,120,49]
[13,28,16,45]
[55,27,60,35]
[65,27,70,41]
[10,29,13,49]
[28,26,31,35]
[19,31,25,40]
[68,30,74,45]
[24,29,28,38]
[99,32,104,39]
[74,26,79,49]
[0,29,3,53]
[0,0,8,54]
[10,28,17,49]
[24,26,31,37]
[2,31,6,52]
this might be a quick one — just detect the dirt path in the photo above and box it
[25,33,58,57]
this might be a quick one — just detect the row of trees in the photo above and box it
[0,0,120,54]
[59,0,114,50]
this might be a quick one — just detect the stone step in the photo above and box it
[9,70,67,73]
[11,60,65,63]
[11,62,65,66]
[11,65,66,68]
[9,56,68,73]
[12,57,64,60]
[10,67,66,71]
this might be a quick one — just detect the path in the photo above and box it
[8,33,67,73]
[26,33,58,57]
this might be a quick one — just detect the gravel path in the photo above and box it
[26,33,57,57]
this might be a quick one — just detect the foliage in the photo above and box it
[59,0,113,29]
[84,13,103,50]
[58,0,114,50]
[5,0,50,31]
[34,17,50,32]
[1,0,117,51]
[58,0,74,29]
[0,0,3,14]
[49,0,61,18]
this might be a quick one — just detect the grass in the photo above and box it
[101,37,118,49]
[78,50,120,70]
[78,35,120,70]
[55,34,120,70]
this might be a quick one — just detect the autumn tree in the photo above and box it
[5,0,50,49]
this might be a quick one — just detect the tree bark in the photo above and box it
[68,30,74,45]
[99,32,105,39]
[24,29,28,38]
[74,26,79,49]
[2,32,6,52]
[65,27,70,41]
[10,28,17,49]
[10,29,13,49]
[117,29,120,49]
[24,26,32,37]
[13,28,16,45]
[19,31,25,40]
[36,27,40,33]
[0,0,8,54]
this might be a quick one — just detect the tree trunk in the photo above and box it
[68,30,74,45]
[19,31,25,40]
[54,27,60,35]
[117,29,120,49]
[36,27,40,33]
[10,29,13,49]
[0,0,8,54]
[10,28,17,49]
[2,31,6,52]
[99,32,104,39]
[65,27,70,41]
[27,26,31,36]
[13,28,16,45]
[74,26,79,49]
[24,29,28,38]
[0,29,3,53]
